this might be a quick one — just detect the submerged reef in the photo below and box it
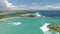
[47,24,60,33]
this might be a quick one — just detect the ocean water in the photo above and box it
[0,10,60,34]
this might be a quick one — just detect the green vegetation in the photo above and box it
[47,24,60,33]
[0,12,35,20]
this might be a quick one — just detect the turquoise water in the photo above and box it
[0,17,60,34]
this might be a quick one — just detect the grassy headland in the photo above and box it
[0,12,35,20]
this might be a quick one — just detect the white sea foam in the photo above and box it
[36,12,42,17]
[43,31,52,34]
[8,22,22,25]
[35,12,46,18]
[57,32,60,34]
[40,23,59,34]
[40,23,53,34]
[40,23,50,32]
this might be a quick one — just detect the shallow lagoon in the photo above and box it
[0,17,60,34]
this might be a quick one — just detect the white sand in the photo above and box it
[0,19,6,21]
[0,17,20,21]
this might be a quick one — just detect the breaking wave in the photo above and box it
[40,23,59,34]
[40,23,50,32]
[35,12,46,18]
[8,22,22,25]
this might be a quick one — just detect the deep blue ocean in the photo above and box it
[37,10,60,17]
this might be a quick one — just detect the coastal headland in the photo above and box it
[0,12,35,21]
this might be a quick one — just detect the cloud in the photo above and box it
[10,5,27,10]
[43,5,60,10]
[5,0,15,8]
[32,3,38,5]
[13,5,60,10]
[28,5,60,10]
[0,0,7,10]
[0,0,15,10]
[0,0,60,10]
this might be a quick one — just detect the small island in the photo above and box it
[47,24,60,34]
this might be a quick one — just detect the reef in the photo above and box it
[47,24,60,33]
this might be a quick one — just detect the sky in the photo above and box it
[0,0,60,10]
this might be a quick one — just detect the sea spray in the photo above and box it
[35,12,46,18]
[36,12,42,17]
[40,23,50,32]
[43,31,52,34]
[40,23,53,34]
[40,23,59,34]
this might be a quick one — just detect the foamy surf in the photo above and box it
[57,32,60,34]
[40,23,50,32]
[40,23,53,34]
[43,31,52,34]
[35,12,46,18]
[8,22,22,25]
[40,23,59,34]
[36,12,42,17]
